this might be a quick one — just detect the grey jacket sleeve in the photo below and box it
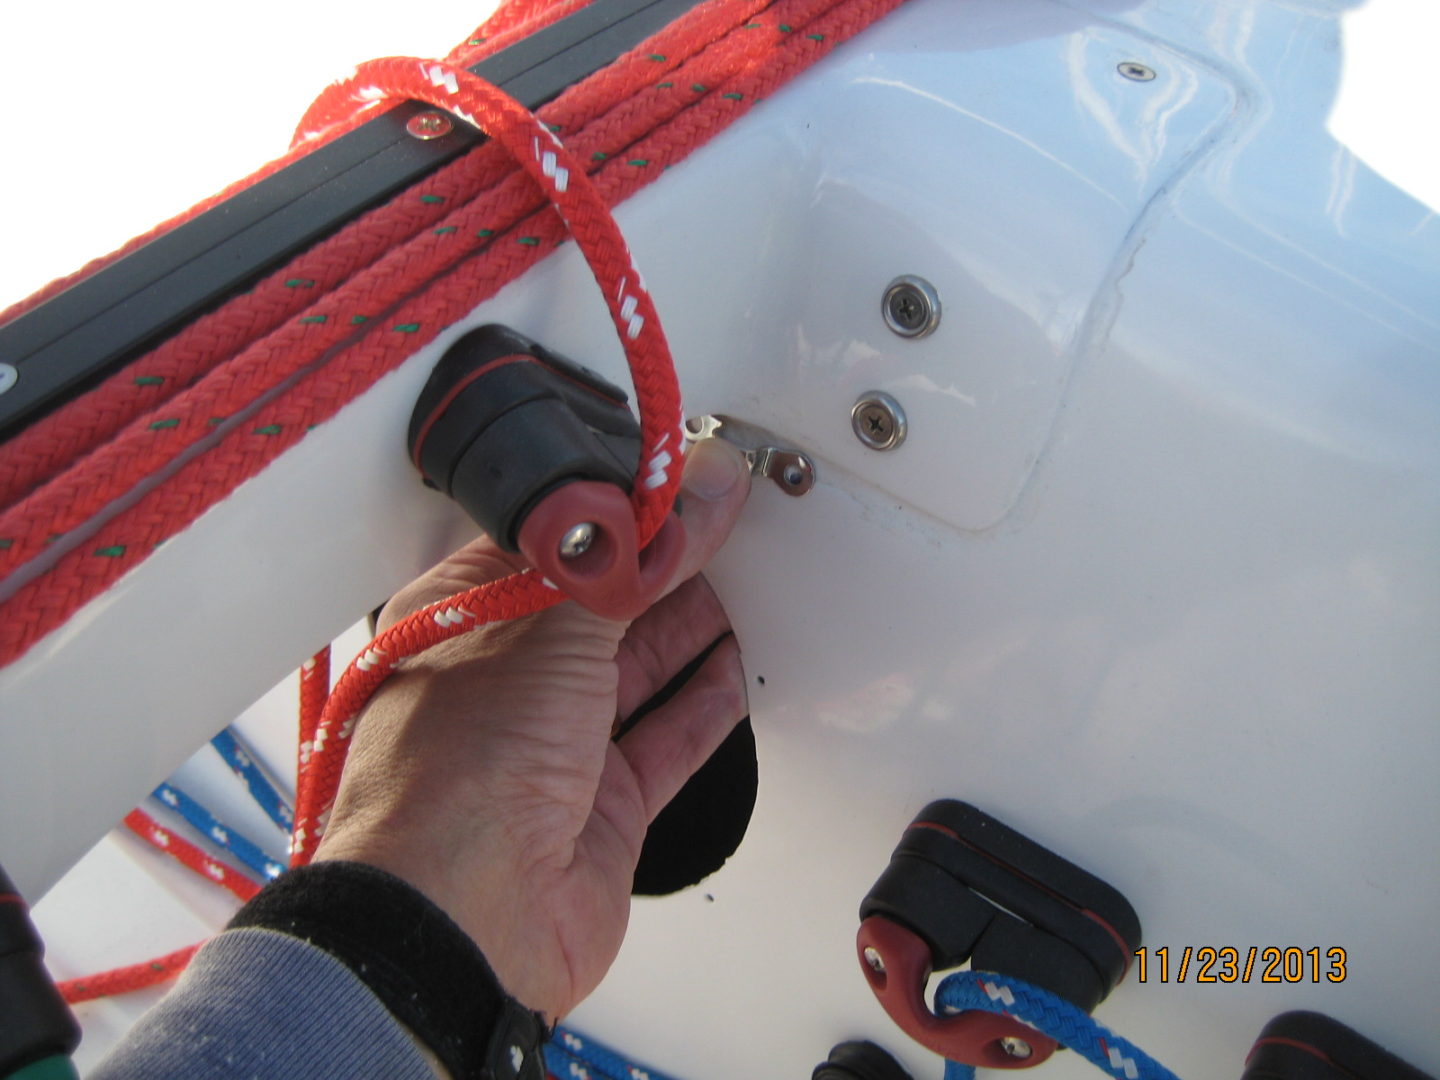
[88,928,443,1080]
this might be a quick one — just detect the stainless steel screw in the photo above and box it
[851,391,907,451]
[999,1037,1033,1060]
[0,363,16,397]
[1118,61,1156,82]
[882,276,941,339]
[558,522,597,559]
[863,946,886,974]
[407,111,454,140]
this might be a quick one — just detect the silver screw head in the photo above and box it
[407,111,454,140]
[558,522,597,559]
[1118,61,1156,82]
[999,1037,1033,1060]
[851,391,907,451]
[882,275,940,339]
[0,363,16,396]
[863,946,886,974]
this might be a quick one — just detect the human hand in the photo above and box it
[312,437,752,1022]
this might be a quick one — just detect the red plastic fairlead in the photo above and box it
[856,916,1059,1070]
[517,480,685,621]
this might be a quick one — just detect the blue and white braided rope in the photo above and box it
[545,974,1179,1080]
[210,727,294,833]
[151,782,287,882]
[934,971,1182,1080]
[544,1026,682,1080]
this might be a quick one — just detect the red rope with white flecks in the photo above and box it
[54,810,257,1004]
[28,0,910,1003]
[0,0,902,668]
[285,53,683,861]
[51,44,685,998]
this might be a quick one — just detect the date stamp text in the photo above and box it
[1133,946,1347,984]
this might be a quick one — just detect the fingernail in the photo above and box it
[683,438,746,501]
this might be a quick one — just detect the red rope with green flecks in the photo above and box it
[0,0,903,670]
[285,51,690,860]
[0,0,590,510]
[18,0,908,1003]
[55,809,259,1004]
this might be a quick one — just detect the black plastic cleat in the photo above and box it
[857,800,1142,1070]
[0,864,80,1078]
[812,1041,914,1080]
[408,323,641,552]
[1241,1011,1435,1080]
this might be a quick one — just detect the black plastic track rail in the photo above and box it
[0,0,704,444]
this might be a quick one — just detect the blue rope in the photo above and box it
[934,971,1182,1080]
[197,731,1178,1080]
[542,977,1179,1080]
[151,783,287,882]
[210,727,295,833]
[545,1025,684,1080]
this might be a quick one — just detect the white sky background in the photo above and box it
[0,1,502,309]
[0,0,1435,311]
[1328,0,1440,212]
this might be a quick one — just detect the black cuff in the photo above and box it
[228,861,546,1080]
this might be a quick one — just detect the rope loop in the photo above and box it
[305,56,683,543]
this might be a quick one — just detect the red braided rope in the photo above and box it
[0,0,557,337]
[0,0,906,670]
[288,55,682,860]
[288,0,910,856]
[36,0,908,1005]
[58,942,202,1006]
[296,0,599,147]
[298,646,331,790]
[0,0,731,510]
[0,0,777,589]
[54,810,260,1005]
[0,148,473,509]
[121,809,262,903]
[0,118,368,335]
[0,4,591,512]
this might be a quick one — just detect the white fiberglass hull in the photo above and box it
[3,1,1438,1076]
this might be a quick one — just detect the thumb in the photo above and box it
[661,436,751,593]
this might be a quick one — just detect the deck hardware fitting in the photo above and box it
[407,111,455,140]
[1117,61,1156,81]
[684,415,815,496]
[851,392,907,451]
[882,275,940,338]
[863,946,886,974]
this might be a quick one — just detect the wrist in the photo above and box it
[230,862,547,1080]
